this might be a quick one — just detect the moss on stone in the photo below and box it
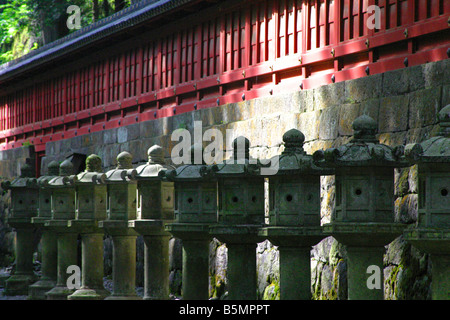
[262,280,280,300]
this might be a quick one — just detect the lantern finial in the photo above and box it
[117,151,133,169]
[86,154,102,172]
[47,160,60,176]
[351,114,378,142]
[59,159,74,176]
[148,145,165,164]
[282,128,305,155]
[437,104,450,137]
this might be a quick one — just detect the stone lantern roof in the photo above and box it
[71,154,106,185]
[47,159,74,188]
[37,161,60,187]
[135,145,174,180]
[103,151,137,183]
[160,143,214,181]
[313,114,408,168]
[208,136,262,177]
[269,128,334,175]
[1,163,38,190]
[405,104,450,164]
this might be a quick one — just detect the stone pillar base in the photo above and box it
[28,279,56,300]
[45,286,75,300]
[68,287,110,300]
[4,274,37,296]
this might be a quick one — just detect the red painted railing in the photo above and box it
[0,0,449,153]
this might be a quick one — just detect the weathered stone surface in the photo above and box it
[345,73,382,103]
[408,87,441,129]
[314,82,345,110]
[382,68,410,96]
[394,167,410,198]
[297,111,320,142]
[256,240,279,299]
[359,98,380,123]
[423,59,448,88]
[405,125,438,144]
[378,95,409,133]
[299,88,315,113]
[338,103,361,136]
[406,65,426,93]
[103,129,117,145]
[394,194,418,224]
[117,123,140,143]
[140,119,163,139]
[318,105,340,140]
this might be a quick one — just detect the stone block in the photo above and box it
[382,68,410,96]
[140,119,163,139]
[378,95,409,133]
[297,111,320,141]
[359,98,380,123]
[299,89,314,113]
[102,143,121,168]
[117,123,140,143]
[314,81,345,110]
[408,87,441,129]
[91,130,103,147]
[394,167,410,198]
[81,133,93,148]
[338,103,361,136]
[423,59,448,88]
[345,73,382,103]
[406,64,425,92]
[394,194,418,224]
[70,135,82,150]
[103,128,117,145]
[378,131,407,147]
[405,125,437,144]
[171,112,195,134]
[318,105,340,140]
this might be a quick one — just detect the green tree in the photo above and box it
[0,0,132,64]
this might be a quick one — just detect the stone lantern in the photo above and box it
[44,159,78,300]
[403,104,450,300]
[2,160,39,296]
[313,114,409,300]
[161,143,217,300]
[128,145,175,300]
[67,154,109,300]
[28,161,59,299]
[98,151,140,300]
[259,128,333,300]
[208,136,265,300]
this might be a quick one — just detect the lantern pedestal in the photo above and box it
[67,220,109,300]
[99,220,141,300]
[4,219,37,296]
[210,225,264,300]
[44,221,78,300]
[259,226,324,300]
[129,220,171,300]
[166,223,211,300]
[28,218,57,300]
[404,228,450,300]
[323,222,406,300]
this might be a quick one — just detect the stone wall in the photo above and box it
[1,58,448,299]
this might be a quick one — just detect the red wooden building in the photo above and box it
[0,0,449,175]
